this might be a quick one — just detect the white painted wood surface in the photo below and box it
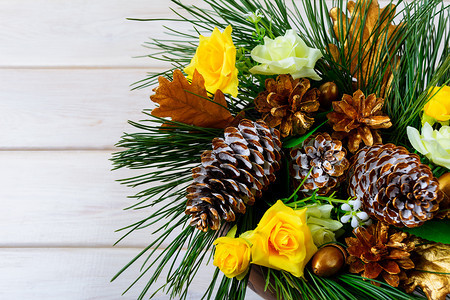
[1,0,446,299]
[0,0,259,298]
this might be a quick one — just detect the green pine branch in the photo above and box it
[113,0,450,299]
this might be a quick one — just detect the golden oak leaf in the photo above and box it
[329,0,402,97]
[150,69,234,129]
[403,237,450,300]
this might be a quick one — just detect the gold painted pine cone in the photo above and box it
[346,221,415,288]
[185,119,282,232]
[290,132,349,195]
[254,75,320,137]
[327,90,392,153]
[348,144,444,228]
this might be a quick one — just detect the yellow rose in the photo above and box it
[246,200,317,278]
[249,30,323,81]
[213,236,251,279]
[423,85,450,126]
[184,25,238,97]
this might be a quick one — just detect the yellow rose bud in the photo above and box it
[184,25,239,97]
[423,85,450,126]
[213,236,251,279]
[246,200,317,278]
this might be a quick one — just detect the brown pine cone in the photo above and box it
[346,221,415,287]
[290,132,349,195]
[185,119,282,232]
[254,75,320,137]
[327,90,392,153]
[349,144,444,228]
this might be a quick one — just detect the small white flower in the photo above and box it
[349,199,361,210]
[356,211,369,220]
[244,9,263,23]
[341,203,351,211]
[340,199,371,228]
[340,214,351,223]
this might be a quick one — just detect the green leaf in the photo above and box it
[282,119,328,149]
[226,225,237,238]
[401,219,450,244]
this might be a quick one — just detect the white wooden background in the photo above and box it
[0,0,447,299]
[0,0,243,299]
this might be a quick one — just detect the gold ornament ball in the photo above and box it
[311,244,347,277]
[438,172,450,199]
[319,82,339,109]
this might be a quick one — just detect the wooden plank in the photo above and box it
[0,0,436,68]
[0,0,205,68]
[0,68,156,149]
[0,151,188,248]
[0,248,261,299]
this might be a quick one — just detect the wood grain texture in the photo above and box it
[7,0,178,69]
[2,0,447,299]
[0,0,435,68]
[0,150,182,248]
[0,248,260,300]
[0,0,197,68]
[0,69,155,149]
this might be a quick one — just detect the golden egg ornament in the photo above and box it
[438,172,450,199]
[311,244,347,277]
[437,172,450,219]
[318,82,338,109]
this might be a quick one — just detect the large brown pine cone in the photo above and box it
[254,75,320,137]
[346,221,415,287]
[348,144,444,228]
[327,90,392,153]
[185,119,282,232]
[290,132,349,195]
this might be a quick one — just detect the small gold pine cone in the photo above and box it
[327,90,392,153]
[254,75,320,137]
[346,221,415,288]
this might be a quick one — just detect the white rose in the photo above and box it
[308,224,336,246]
[407,123,450,169]
[306,204,343,247]
[249,30,323,80]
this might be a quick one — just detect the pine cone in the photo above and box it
[185,119,282,232]
[327,90,392,153]
[346,221,415,287]
[348,144,444,228]
[254,75,320,137]
[290,132,349,195]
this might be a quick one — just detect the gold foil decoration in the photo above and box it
[403,237,450,300]
[329,0,402,97]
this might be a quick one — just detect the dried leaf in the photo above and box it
[329,0,402,96]
[151,69,233,128]
[403,237,450,300]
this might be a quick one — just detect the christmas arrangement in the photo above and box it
[111,0,450,299]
